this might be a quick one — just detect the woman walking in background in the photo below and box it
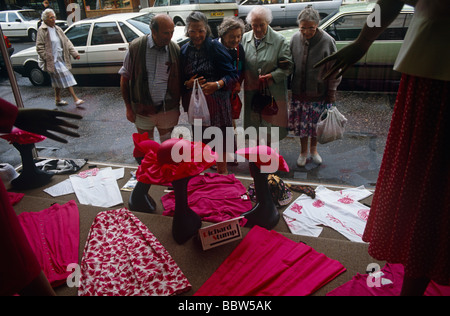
[36,9,84,107]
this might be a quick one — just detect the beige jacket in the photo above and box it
[36,23,79,74]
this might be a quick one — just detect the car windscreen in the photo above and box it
[199,0,236,3]
[319,9,338,27]
[127,14,152,35]
[19,10,40,21]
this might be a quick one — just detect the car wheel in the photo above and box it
[27,63,50,86]
[174,19,184,26]
[28,29,37,42]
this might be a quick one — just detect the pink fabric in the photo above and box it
[132,132,160,158]
[0,97,18,133]
[161,173,252,225]
[79,208,191,296]
[0,98,41,295]
[0,127,46,144]
[17,200,80,287]
[195,226,346,296]
[0,181,41,295]
[327,263,450,296]
[7,192,24,206]
[235,145,289,172]
[137,138,217,185]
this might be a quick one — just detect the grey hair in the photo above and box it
[185,11,212,37]
[297,5,320,25]
[41,8,55,21]
[217,16,245,38]
[246,6,273,25]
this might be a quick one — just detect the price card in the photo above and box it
[199,217,244,250]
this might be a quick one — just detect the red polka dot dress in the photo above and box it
[362,74,450,285]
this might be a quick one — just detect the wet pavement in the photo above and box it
[0,71,395,189]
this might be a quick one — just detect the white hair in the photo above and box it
[246,6,273,25]
[41,8,55,21]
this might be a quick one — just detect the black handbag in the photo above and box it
[251,78,278,116]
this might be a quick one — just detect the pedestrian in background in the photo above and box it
[242,6,293,144]
[119,14,181,143]
[36,9,84,106]
[180,11,238,175]
[217,16,246,166]
[289,6,341,167]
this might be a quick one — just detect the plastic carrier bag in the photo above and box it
[316,105,347,144]
[188,78,210,126]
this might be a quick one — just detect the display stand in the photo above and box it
[10,142,53,190]
[171,176,202,244]
[241,162,280,229]
[128,181,156,213]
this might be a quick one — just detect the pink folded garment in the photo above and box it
[78,208,191,296]
[8,191,24,206]
[195,226,346,296]
[17,200,80,287]
[327,263,450,296]
[162,173,252,225]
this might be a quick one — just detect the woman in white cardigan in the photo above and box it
[36,9,84,106]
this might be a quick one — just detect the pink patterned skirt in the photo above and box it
[362,74,450,285]
[78,208,191,296]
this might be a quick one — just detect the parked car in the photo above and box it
[140,0,238,35]
[10,12,188,86]
[238,0,342,27]
[0,35,15,72]
[0,9,67,42]
[279,2,415,91]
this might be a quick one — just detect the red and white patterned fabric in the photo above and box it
[78,208,191,296]
[362,75,450,285]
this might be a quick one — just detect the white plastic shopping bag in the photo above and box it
[188,78,211,126]
[316,105,347,144]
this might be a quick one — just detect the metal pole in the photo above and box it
[0,26,24,108]
[0,26,39,161]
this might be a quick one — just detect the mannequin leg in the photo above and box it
[171,177,201,244]
[128,181,156,213]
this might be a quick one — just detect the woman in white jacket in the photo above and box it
[36,9,84,106]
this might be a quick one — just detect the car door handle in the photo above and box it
[118,47,127,51]
[78,50,85,54]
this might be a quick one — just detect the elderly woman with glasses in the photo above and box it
[180,11,238,175]
[242,6,293,144]
[289,6,341,167]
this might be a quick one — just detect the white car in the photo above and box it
[11,12,188,86]
[0,9,67,42]
[140,0,239,35]
[238,0,343,27]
